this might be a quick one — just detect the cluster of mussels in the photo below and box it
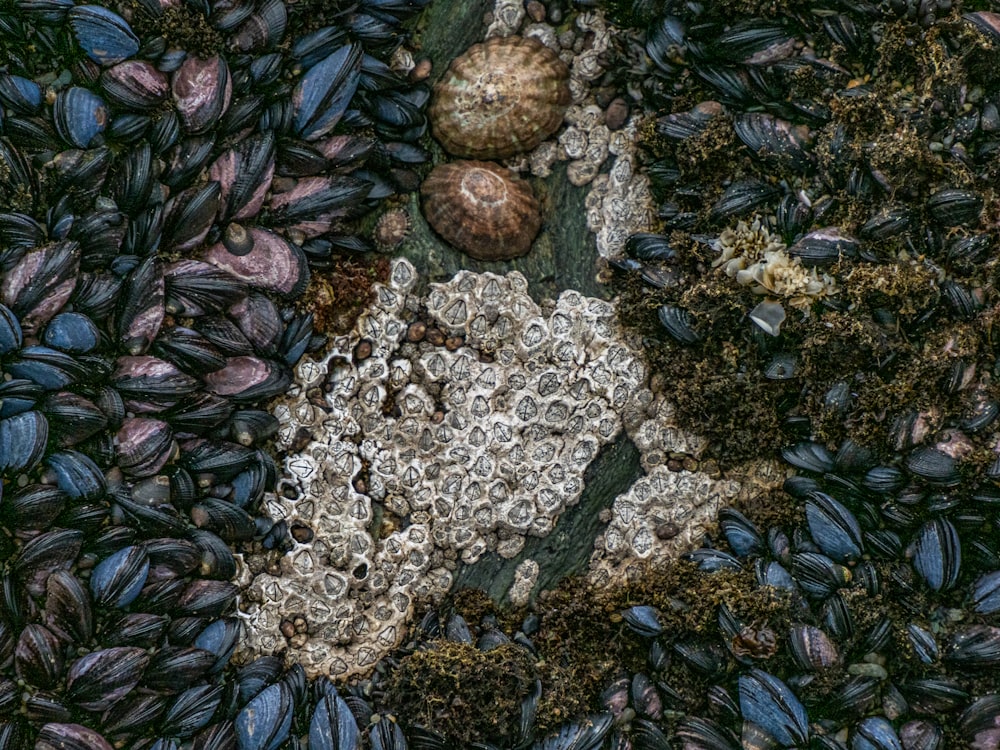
[607,435,1000,750]
[0,0,434,746]
[362,436,1000,750]
[604,0,1000,462]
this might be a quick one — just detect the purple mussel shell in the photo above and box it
[204,356,291,402]
[202,228,309,297]
[115,416,176,477]
[172,55,232,134]
[37,722,114,750]
[101,60,170,110]
[1,240,80,335]
[209,134,275,222]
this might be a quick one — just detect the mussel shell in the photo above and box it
[66,646,149,711]
[90,544,150,609]
[14,624,64,689]
[162,684,224,738]
[68,5,140,66]
[852,716,902,750]
[738,669,808,747]
[911,518,961,592]
[44,570,93,643]
[36,723,113,750]
[789,626,837,673]
[235,681,294,750]
[657,304,702,344]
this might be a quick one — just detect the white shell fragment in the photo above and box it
[750,300,787,336]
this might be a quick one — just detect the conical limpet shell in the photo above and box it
[420,160,541,261]
[429,36,570,160]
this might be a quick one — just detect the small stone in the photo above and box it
[701,459,721,478]
[444,335,464,351]
[605,97,629,130]
[655,522,681,540]
[280,619,296,638]
[409,57,432,82]
[425,327,445,346]
[353,340,372,361]
[526,0,546,23]
[406,321,426,342]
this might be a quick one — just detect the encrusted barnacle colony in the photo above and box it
[239,258,664,678]
[420,160,542,260]
[429,35,571,160]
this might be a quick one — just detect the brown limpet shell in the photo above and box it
[420,160,541,261]
[429,36,570,160]
[372,208,412,252]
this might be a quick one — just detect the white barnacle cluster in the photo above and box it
[712,218,837,307]
[589,395,742,584]
[517,10,622,189]
[585,124,655,259]
[237,258,650,678]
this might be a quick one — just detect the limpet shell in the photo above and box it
[429,36,570,160]
[420,160,541,261]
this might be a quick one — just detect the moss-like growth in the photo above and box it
[121,1,225,58]
[385,641,538,746]
[300,255,391,336]
[609,0,1000,466]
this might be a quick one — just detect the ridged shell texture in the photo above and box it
[429,35,571,160]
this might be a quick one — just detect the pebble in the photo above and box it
[605,97,629,130]
[353,339,372,361]
[425,327,445,346]
[526,0,546,23]
[406,321,427,342]
[410,57,432,82]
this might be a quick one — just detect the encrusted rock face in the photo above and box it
[240,259,661,678]
[421,160,542,260]
[429,35,570,160]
